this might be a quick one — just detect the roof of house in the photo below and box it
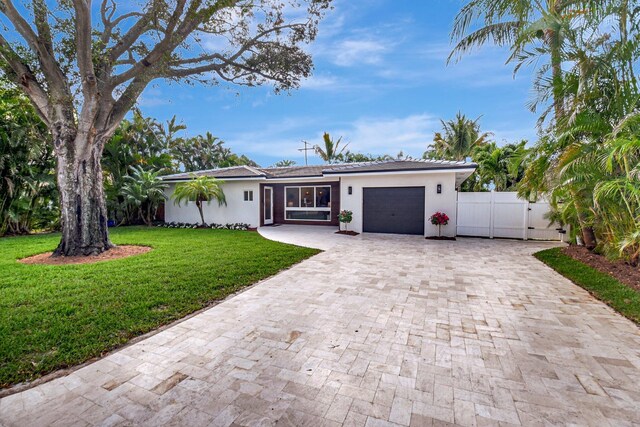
[161,159,477,181]
[161,165,266,180]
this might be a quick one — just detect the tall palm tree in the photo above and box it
[172,175,227,226]
[449,1,616,249]
[425,112,491,161]
[448,0,600,123]
[314,132,349,164]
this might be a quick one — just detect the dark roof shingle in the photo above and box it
[161,159,476,181]
[161,165,265,180]
[322,159,475,174]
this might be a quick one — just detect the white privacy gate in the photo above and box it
[456,192,565,241]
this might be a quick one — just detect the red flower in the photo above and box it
[430,211,449,226]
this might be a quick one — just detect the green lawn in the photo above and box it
[535,247,640,324]
[0,227,319,388]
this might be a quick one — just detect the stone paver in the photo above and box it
[1,227,639,426]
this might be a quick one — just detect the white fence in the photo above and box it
[456,192,565,241]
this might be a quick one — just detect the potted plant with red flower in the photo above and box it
[429,211,449,237]
[338,209,352,230]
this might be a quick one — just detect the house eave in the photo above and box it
[323,167,478,178]
[262,175,338,183]
[163,176,267,183]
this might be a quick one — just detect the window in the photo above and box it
[244,190,253,201]
[285,187,300,207]
[284,186,331,222]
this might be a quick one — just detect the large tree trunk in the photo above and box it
[53,132,113,256]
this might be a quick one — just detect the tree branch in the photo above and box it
[73,0,97,97]
[0,34,50,124]
[104,73,153,136]
[1,1,68,93]
[100,0,144,45]
[107,0,192,88]
[107,0,164,62]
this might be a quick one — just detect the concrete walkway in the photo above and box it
[258,225,348,250]
[1,229,639,426]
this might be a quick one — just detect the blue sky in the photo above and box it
[138,0,538,167]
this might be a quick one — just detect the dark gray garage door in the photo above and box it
[363,187,425,235]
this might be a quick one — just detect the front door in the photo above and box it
[264,186,274,225]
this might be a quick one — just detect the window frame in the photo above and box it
[244,190,254,202]
[283,185,332,222]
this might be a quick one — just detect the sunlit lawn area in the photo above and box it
[0,227,319,388]
[535,248,640,325]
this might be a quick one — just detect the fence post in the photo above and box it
[455,190,459,237]
[523,200,529,240]
[489,190,495,239]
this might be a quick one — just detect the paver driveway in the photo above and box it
[1,228,639,426]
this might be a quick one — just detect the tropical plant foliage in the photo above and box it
[0,78,57,235]
[424,112,492,161]
[103,110,255,225]
[272,160,297,167]
[314,132,350,164]
[423,113,528,192]
[172,175,227,226]
[0,77,255,235]
[121,167,168,226]
[452,0,640,263]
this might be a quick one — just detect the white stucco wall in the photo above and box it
[164,181,261,227]
[339,172,458,237]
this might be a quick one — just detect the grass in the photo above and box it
[0,227,319,388]
[535,247,640,324]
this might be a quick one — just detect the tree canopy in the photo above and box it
[0,0,332,256]
[451,0,640,263]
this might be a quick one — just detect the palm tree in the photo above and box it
[424,113,491,161]
[172,175,227,226]
[448,1,599,123]
[272,160,297,167]
[450,1,625,249]
[121,167,168,226]
[314,132,349,164]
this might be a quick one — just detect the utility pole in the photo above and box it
[298,140,314,166]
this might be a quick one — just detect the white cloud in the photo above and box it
[373,42,529,88]
[299,74,341,90]
[488,126,538,145]
[137,87,172,107]
[223,116,322,161]
[332,39,389,67]
[333,114,438,156]
[223,113,439,164]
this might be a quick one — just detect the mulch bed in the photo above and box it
[563,246,640,291]
[335,231,359,236]
[19,245,152,266]
[425,236,456,241]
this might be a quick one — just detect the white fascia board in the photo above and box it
[263,176,339,184]
[324,168,477,178]
[163,177,267,183]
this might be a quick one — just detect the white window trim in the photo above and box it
[284,185,332,222]
[244,190,254,202]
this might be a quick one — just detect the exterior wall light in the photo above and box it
[437,184,442,194]
[348,186,353,195]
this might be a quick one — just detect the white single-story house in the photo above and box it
[161,159,477,236]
